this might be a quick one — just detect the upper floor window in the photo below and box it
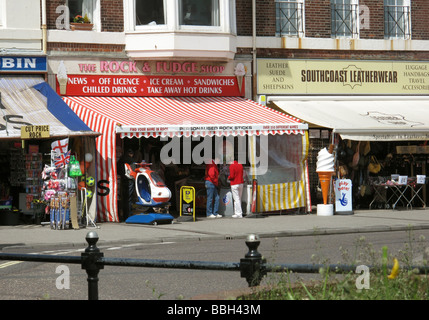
[126,0,232,32]
[136,0,165,25]
[275,0,304,37]
[179,0,219,26]
[68,0,94,24]
[331,0,359,38]
[0,0,3,28]
[384,0,411,39]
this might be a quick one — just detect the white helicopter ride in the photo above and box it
[124,161,173,225]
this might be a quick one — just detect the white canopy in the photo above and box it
[271,96,429,141]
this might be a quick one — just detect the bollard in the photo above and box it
[240,234,266,287]
[81,231,104,300]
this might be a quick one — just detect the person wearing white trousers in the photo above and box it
[228,160,244,218]
[231,183,244,217]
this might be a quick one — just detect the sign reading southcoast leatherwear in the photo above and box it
[257,59,429,95]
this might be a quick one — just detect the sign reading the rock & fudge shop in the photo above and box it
[56,60,244,97]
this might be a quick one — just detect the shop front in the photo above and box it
[0,75,98,226]
[53,59,309,222]
[258,58,429,211]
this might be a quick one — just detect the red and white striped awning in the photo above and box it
[62,96,307,138]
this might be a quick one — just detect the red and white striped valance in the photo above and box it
[63,96,307,138]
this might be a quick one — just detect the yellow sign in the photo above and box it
[180,186,195,221]
[257,59,429,95]
[21,125,50,139]
[182,187,194,203]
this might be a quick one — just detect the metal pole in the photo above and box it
[240,234,266,287]
[81,231,104,300]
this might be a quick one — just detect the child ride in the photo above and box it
[123,161,173,225]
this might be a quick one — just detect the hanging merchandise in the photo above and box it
[68,155,83,177]
[51,138,69,155]
[54,150,71,169]
[368,155,382,174]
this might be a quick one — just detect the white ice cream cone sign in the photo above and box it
[316,146,335,215]
[236,76,244,94]
[234,63,246,95]
[57,61,68,96]
[58,77,68,95]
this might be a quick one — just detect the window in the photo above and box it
[124,0,232,32]
[136,0,165,25]
[68,0,94,24]
[331,0,359,38]
[0,0,3,27]
[179,0,219,26]
[275,0,304,37]
[384,0,410,39]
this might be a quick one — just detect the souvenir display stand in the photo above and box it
[41,141,97,230]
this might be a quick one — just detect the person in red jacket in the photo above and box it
[205,159,221,218]
[228,159,244,218]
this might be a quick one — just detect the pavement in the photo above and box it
[2,208,429,250]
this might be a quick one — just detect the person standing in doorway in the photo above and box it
[117,149,136,221]
[228,158,244,218]
[205,159,221,218]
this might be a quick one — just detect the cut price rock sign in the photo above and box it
[57,75,241,97]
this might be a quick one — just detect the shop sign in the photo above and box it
[117,123,302,135]
[21,125,50,139]
[0,56,47,72]
[78,60,227,74]
[335,179,353,214]
[257,59,429,95]
[180,186,195,221]
[56,75,241,97]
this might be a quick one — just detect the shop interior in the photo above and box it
[308,129,428,210]
[117,132,307,219]
[117,135,249,218]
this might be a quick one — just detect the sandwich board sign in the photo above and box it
[334,179,353,215]
[179,186,195,222]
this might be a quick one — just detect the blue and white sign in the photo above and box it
[335,179,353,214]
[0,56,47,72]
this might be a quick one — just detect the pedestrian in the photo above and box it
[117,148,136,221]
[228,158,244,218]
[205,159,221,218]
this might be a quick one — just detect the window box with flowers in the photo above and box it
[70,14,93,31]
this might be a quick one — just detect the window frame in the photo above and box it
[330,0,359,39]
[134,0,168,31]
[384,0,411,40]
[275,0,305,37]
[178,0,221,31]
[66,0,100,31]
[125,0,232,33]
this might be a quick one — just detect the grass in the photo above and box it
[239,230,429,300]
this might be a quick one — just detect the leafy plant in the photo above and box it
[239,230,429,300]
[73,14,91,24]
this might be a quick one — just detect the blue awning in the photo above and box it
[0,76,98,139]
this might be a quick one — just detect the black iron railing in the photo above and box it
[1,232,429,300]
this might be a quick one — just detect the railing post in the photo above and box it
[81,231,104,300]
[240,234,266,287]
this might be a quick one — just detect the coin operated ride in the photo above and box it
[124,161,173,225]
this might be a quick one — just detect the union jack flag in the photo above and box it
[54,150,71,168]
